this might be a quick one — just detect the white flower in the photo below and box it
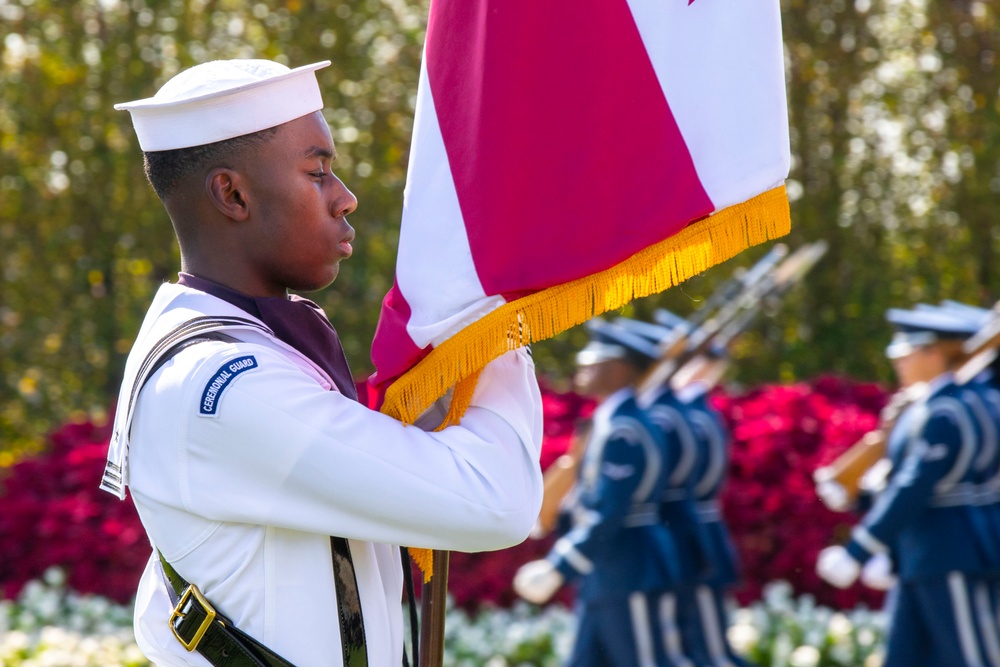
[727,619,760,653]
[33,591,61,621]
[42,568,66,588]
[790,644,821,667]
[857,627,878,647]
[763,580,794,609]
[828,611,853,644]
[2,629,31,651]
[865,652,885,667]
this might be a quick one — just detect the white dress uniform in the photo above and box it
[103,283,544,666]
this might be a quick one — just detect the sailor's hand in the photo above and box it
[513,559,563,605]
[860,552,896,591]
[815,479,849,512]
[816,546,861,589]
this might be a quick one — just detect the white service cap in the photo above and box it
[114,59,331,152]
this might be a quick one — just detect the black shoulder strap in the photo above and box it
[146,331,241,382]
[119,319,370,666]
[101,316,270,496]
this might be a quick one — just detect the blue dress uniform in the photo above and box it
[519,318,690,666]
[645,381,714,667]
[619,314,748,667]
[932,301,1000,581]
[679,380,751,667]
[912,301,1000,579]
[550,385,683,667]
[837,304,1000,667]
[845,375,1000,667]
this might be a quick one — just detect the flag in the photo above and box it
[370,0,790,428]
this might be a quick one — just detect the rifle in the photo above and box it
[534,244,790,537]
[711,241,828,352]
[813,300,1000,512]
[681,242,794,327]
[812,386,923,512]
[637,241,825,401]
[534,419,593,536]
[956,303,1000,384]
[535,242,820,537]
[635,243,789,399]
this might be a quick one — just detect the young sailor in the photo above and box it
[108,59,543,666]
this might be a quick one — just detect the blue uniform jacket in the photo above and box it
[847,375,999,580]
[960,375,1000,574]
[681,384,742,587]
[645,384,713,583]
[548,388,680,602]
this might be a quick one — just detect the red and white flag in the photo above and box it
[370,0,791,423]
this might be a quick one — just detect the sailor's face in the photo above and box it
[891,345,944,387]
[243,112,357,294]
[574,359,631,399]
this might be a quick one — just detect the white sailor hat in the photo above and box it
[884,306,976,360]
[920,301,991,331]
[614,316,675,346]
[114,59,331,151]
[653,308,691,332]
[576,318,660,367]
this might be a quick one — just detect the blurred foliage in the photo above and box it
[2,0,999,451]
[0,0,426,454]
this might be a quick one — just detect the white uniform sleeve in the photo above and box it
[134,345,543,552]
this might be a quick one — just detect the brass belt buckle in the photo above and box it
[169,584,217,651]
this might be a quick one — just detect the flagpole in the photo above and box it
[419,550,450,666]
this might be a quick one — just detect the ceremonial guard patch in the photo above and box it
[200,355,258,416]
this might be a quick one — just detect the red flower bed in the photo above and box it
[0,418,149,603]
[716,375,888,609]
[0,376,888,609]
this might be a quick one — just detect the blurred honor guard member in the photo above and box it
[617,315,715,667]
[107,59,543,667]
[668,341,751,667]
[625,313,751,667]
[817,307,1000,667]
[514,319,682,667]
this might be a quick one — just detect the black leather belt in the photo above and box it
[159,538,370,666]
[159,552,296,667]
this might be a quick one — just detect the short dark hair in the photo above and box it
[143,126,280,200]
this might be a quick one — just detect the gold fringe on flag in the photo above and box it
[392,185,790,580]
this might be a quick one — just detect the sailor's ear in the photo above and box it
[206,168,250,222]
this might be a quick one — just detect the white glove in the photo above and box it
[860,552,896,591]
[513,559,564,604]
[816,546,861,589]
[815,480,849,512]
[858,458,893,495]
